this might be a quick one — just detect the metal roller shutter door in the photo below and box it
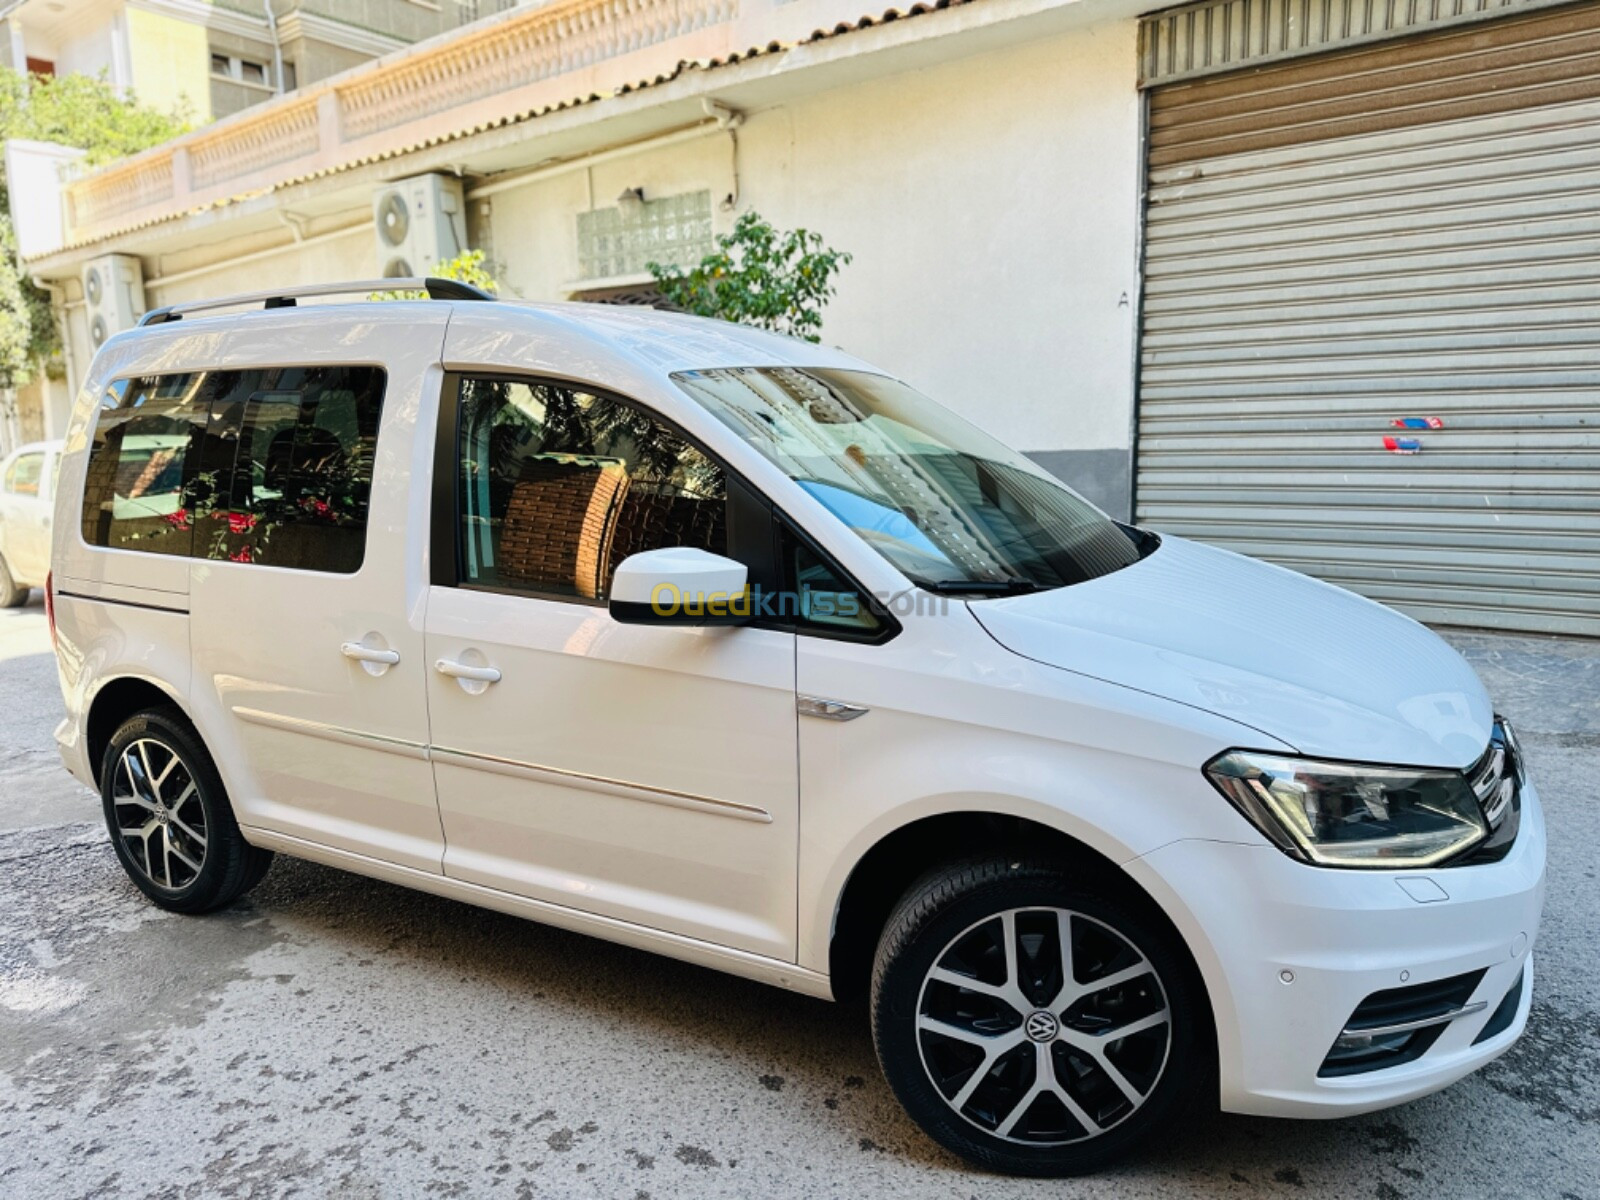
[1138,1,1600,636]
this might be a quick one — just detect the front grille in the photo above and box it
[1461,718,1523,864]
[1319,969,1487,1077]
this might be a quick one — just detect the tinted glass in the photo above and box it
[4,452,44,497]
[81,375,215,557]
[81,366,385,573]
[778,521,881,636]
[673,367,1153,594]
[456,378,726,600]
[204,367,385,573]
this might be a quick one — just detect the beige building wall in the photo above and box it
[755,22,1142,458]
[486,20,1143,460]
[6,370,72,449]
[205,27,279,119]
[311,0,461,43]
[138,224,382,309]
[283,36,372,85]
[125,6,212,121]
[52,19,117,80]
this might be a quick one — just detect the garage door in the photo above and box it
[1137,0,1600,636]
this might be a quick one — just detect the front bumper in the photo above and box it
[1126,780,1546,1118]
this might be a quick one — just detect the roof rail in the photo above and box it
[138,276,495,327]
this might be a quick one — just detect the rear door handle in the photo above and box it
[435,658,502,684]
[341,642,401,666]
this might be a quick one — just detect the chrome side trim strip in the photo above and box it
[430,746,773,824]
[1339,1000,1489,1041]
[231,707,430,761]
[231,710,770,822]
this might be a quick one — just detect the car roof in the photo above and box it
[482,299,872,377]
[111,297,872,383]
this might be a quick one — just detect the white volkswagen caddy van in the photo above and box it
[50,280,1544,1176]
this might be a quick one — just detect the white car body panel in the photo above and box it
[424,583,800,959]
[48,297,1546,1123]
[970,535,1495,768]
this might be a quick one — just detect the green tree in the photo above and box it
[648,211,851,343]
[369,248,499,300]
[0,66,190,387]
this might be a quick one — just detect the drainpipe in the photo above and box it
[702,99,744,212]
[30,276,79,431]
[263,0,285,93]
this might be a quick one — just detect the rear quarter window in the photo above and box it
[80,366,387,574]
[80,375,216,557]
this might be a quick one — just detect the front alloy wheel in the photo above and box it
[872,859,1204,1176]
[916,906,1172,1144]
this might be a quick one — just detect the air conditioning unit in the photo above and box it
[372,173,467,278]
[82,254,146,351]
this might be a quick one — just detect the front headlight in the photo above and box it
[1204,750,1489,869]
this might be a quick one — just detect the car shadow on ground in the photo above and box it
[220,851,1506,1191]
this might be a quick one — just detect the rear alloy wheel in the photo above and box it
[111,736,210,892]
[102,709,273,913]
[872,859,1204,1176]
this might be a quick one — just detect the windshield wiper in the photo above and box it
[919,578,1043,596]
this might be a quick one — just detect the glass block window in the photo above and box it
[577,191,713,281]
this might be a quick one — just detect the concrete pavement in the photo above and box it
[1,593,1595,1199]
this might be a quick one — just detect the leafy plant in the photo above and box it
[369,248,499,300]
[0,66,191,388]
[648,211,851,343]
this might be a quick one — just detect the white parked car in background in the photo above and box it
[48,281,1544,1176]
[0,439,63,607]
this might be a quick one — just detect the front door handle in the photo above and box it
[435,658,502,685]
[341,642,401,666]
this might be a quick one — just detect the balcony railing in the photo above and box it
[67,155,175,230]
[341,0,739,140]
[188,96,322,191]
[58,0,750,248]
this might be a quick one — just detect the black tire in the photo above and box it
[101,707,273,914]
[0,553,27,608]
[871,857,1206,1177]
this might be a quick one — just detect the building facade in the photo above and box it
[13,0,1599,636]
[0,0,519,122]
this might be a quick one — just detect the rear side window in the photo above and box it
[81,366,386,573]
[206,368,384,573]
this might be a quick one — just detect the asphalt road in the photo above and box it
[1,593,1595,1199]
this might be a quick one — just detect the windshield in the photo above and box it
[671,367,1154,593]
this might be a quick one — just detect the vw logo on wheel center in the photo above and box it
[1024,1010,1060,1043]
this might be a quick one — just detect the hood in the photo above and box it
[968,536,1492,768]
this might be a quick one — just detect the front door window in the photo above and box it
[454,377,727,600]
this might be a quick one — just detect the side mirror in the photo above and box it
[609,547,751,626]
